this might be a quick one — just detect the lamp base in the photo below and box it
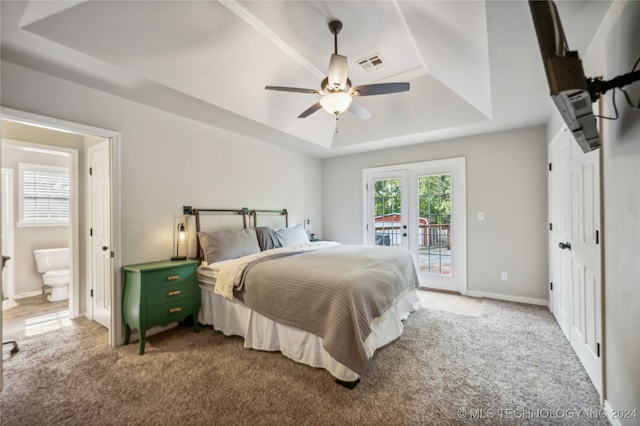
[170,256,187,261]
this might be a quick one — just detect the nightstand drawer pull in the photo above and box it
[169,307,182,314]
[167,290,181,297]
[167,275,180,281]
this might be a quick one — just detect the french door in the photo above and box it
[364,158,466,293]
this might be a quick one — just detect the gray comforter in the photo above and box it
[234,244,419,375]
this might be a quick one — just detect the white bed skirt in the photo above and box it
[198,285,421,382]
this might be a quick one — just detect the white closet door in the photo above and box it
[548,128,602,395]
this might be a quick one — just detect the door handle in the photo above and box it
[558,242,572,250]
[102,246,109,251]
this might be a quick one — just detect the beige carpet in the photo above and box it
[1,299,606,425]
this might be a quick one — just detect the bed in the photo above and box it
[189,207,421,387]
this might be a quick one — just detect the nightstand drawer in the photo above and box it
[147,300,196,326]
[143,264,194,289]
[146,282,197,306]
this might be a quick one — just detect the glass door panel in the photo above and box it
[417,174,452,276]
[365,170,408,250]
[373,177,402,247]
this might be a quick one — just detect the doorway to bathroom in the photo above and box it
[2,128,75,338]
[1,112,117,344]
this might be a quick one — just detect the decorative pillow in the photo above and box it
[198,228,261,263]
[276,224,310,247]
[255,226,282,251]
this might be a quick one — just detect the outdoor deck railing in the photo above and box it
[374,224,450,249]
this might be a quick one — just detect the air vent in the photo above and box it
[356,53,385,71]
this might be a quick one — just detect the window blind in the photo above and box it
[22,169,70,223]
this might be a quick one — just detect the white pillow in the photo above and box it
[276,224,310,247]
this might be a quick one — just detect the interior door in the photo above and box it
[568,139,602,395]
[548,128,602,395]
[1,169,16,309]
[1,171,3,390]
[549,132,571,339]
[89,141,112,329]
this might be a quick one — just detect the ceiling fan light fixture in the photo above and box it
[264,19,409,121]
[320,92,352,116]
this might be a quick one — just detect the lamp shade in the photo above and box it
[172,222,187,261]
[320,92,352,116]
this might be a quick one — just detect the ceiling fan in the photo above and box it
[265,20,410,120]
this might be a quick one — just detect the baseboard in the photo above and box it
[13,290,44,299]
[603,400,623,426]
[2,298,19,311]
[465,290,548,306]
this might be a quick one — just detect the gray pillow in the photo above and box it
[255,226,281,251]
[276,224,310,247]
[198,228,261,263]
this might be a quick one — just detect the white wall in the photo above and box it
[321,125,548,302]
[553,0,639,420]
[1,61,322,313]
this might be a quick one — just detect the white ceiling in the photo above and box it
[0,1,612,158]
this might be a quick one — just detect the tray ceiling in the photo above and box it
[1,1,612,157]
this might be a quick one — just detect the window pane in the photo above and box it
[373,178,402,247]
[417,174,451,276]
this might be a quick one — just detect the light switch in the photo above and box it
[477,212,485,221]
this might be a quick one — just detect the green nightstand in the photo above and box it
[122,259,200,355]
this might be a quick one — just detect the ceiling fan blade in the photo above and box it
[298,102,323,118]
[348,100,372,120]
[328,54,348,90]
[265,86,319,94]
[351,82,410,96]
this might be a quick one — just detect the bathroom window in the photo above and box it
[19,163,70,226]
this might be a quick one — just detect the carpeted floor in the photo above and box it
[1,299,606,425]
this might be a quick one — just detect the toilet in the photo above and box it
[33,248,70,302]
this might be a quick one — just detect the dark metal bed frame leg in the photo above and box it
[335,377,360,389]
[2,340,19,354]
